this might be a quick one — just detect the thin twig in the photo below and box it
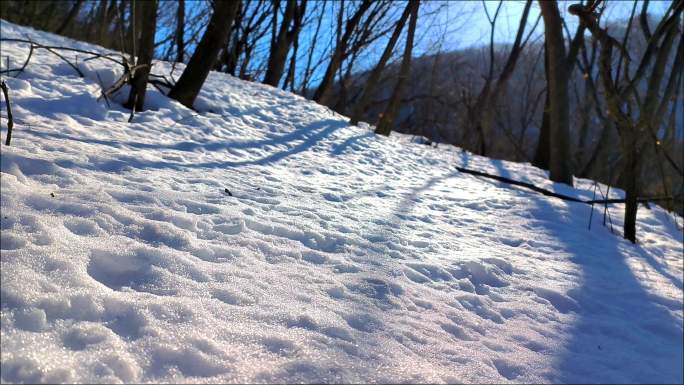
[95,72,111,108]
[1,81,14,145]
[588,181,598,229]
[456,165,678,206]
[128,93,137,123]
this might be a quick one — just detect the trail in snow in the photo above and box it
[0,20,682,383]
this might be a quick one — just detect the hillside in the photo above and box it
[0,20,682,384]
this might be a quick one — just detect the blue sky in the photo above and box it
[418,0,671,53]
[155,0,672,88]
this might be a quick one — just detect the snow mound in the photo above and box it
[1,20,682,383]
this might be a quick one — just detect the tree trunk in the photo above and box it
[539,0,572,185]
[533,19,584,172]
[112,0,128,53]
[569,0,684,242]
[55,0,84,35]
[264,0,297,86]
[224,2,244,75]
[101,0,120,48]
[168,1,240,109]
[532,43,551,170]
[349,1,412,125]
[313,0,372,104]
[375,0,419,136]
[300,0,326,93]
[96,0,116,45]
[175,0,185,63]
[282,0,306,91]
[125,0,157,112]
[89,0,109,44]
[622,135,639,243]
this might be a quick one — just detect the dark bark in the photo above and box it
[533,16,584,172]
[168,0,240,109]
[176,0,185,63]
[112,0,128,53]
[639,0,652,40]
[349,1,412,125]
[97,0,118,45]
[125,0,157,112]
[622,138,639,242]
[104,0,120,41]
[375,0,418,136]
[539,0,572,185]
[221,1,243,74]
[1,81,14,146]
[264,0,300,86]
[313,0,372,104]
[466,0,533,156]
[570,0,683,242]
[282,0,307,91]
[88,0,108,43]
[55,0,84,35]
[532,44,550,170]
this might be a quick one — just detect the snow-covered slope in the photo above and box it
[1,20,682,384]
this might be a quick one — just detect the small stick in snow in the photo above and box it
[224,188,233,196]
[96,72,111,108]
[588,181,598,230]
[128,93,137,123]
[14,44,34,78]
[1,81,14,146]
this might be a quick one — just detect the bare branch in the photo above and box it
[0,81,14,146]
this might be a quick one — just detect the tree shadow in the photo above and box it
[330,131,374,156]
[26,118,346,155]
[35,119,346,172]
[524,188,683,383]
[394,171,460,217]
[634,243,683,290]
[490,158,512,179]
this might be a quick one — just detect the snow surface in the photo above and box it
[1,20,683,384]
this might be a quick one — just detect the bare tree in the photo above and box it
[168,0,240,108]
[55,0,84,35]
[375,0,419,136]
[348,1,413,125]
[461,0,536,156]
[532,7,586,176]
[175,0,185,63]
[124,0,158,112]
[313,0,372,104]
[263,0,307,87]
[282,0,309,91]
[570,0,684,242]
[538,0,572,185]
[233,0,271,79]
[298,0,327,93]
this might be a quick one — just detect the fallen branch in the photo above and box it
[1,81,14,145]
[1,38,169,107]
[13,43,34,78]
[0,38,125,76]
[100,62,149,101]
[95,72,111,108]
[455,165,679,206]
[456,166,585,203]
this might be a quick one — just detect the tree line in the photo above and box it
[1,0,682,243]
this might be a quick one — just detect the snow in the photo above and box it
[1,20,683,383]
